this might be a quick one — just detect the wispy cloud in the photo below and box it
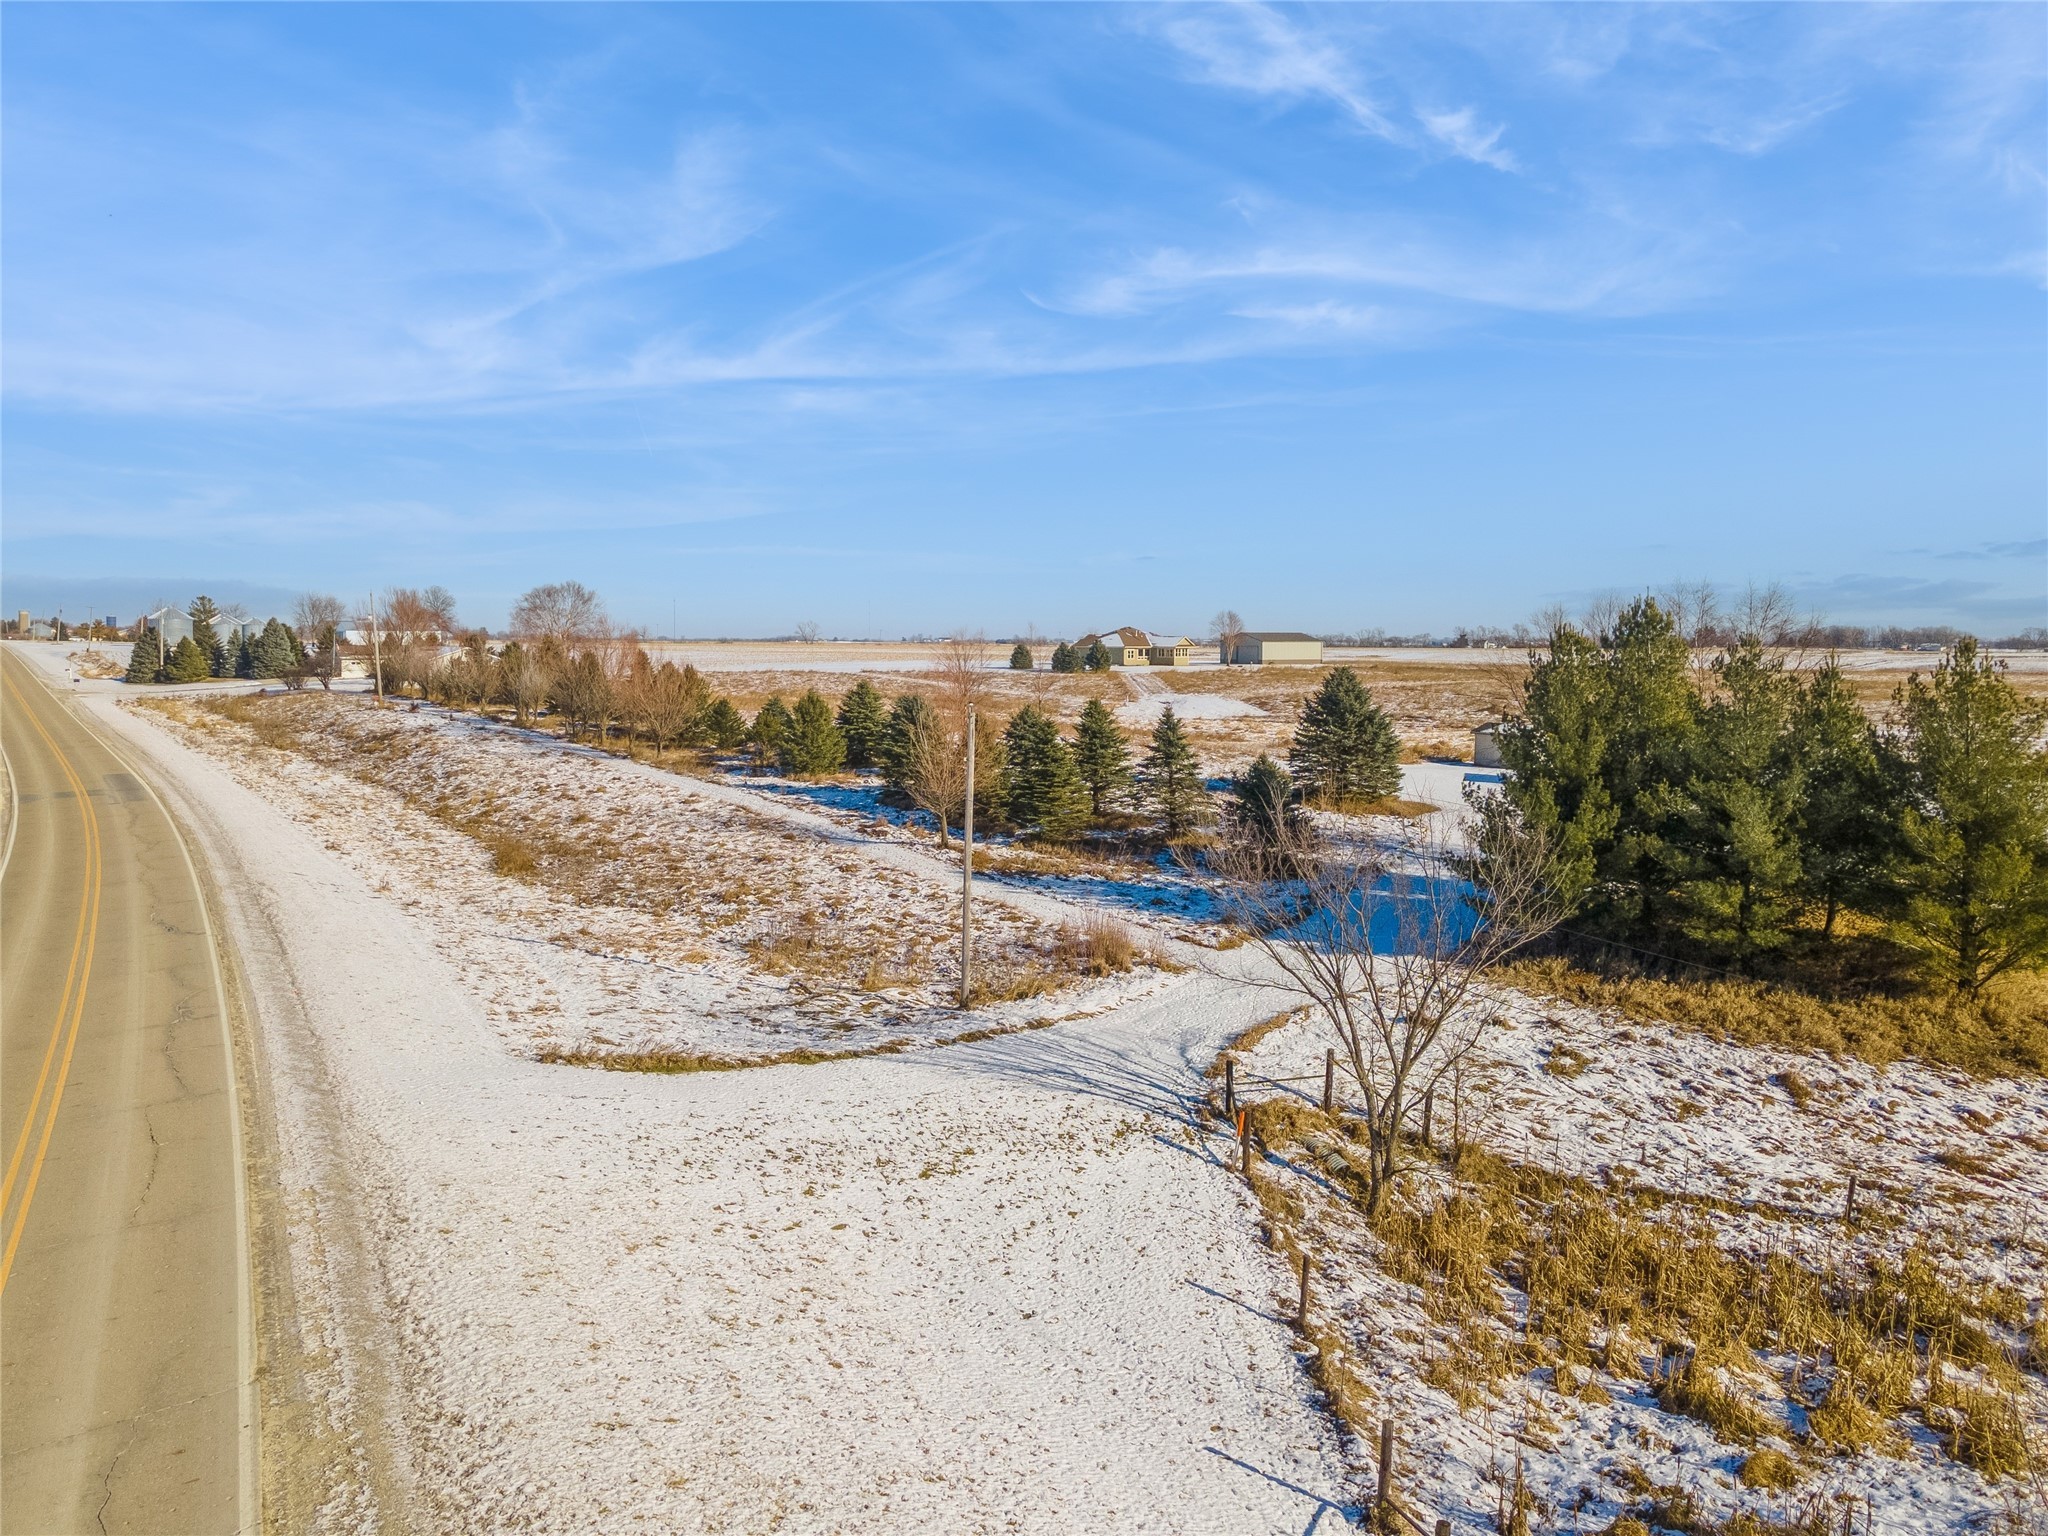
[1052,214,1715,324]
[1148,3,1397,139]
[1142,3,1516,172]
[1417,106,1516,171]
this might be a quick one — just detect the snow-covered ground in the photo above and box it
[1229,1001,2048,1534]
[14,643,2042,1532]
[8,651,1352,1532]
[138,692,1186,1065]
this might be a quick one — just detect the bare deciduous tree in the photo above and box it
[1202,797,1570,1212]
[441,629,497,709]
[632,660,710,754]
[553,648,616,741]
[1212,609,1246,664]
[293,594,346,683]
[500,640,554,725]
[510,581,607,647]
[903,707,967,846]
[932,632,992,737]
[794,620,822,644]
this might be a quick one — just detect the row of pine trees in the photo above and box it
[1495,600,2048,991]
[125,597,309,684]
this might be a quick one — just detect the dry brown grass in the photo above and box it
[1543,1042,1593,1079]
[164,691,1084,1006]
[1306,793,1437,820]
[1223,1071,2043,1485]
[1735,1449,1801,1492]
[1495,955,2048,1077]
[1054,912,1136,976]
[539,1015,1060,1073]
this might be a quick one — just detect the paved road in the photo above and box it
[1,649,251,1533]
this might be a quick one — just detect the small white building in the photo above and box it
[1222,632,1324,665]
[1473,722,1504,767]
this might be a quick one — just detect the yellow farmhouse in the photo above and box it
[1078,626,1193,666]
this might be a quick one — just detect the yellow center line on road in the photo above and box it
[0,668,105,1295]
[0,676,96,1214]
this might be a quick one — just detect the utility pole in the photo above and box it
[367,593,386,702]
[959,706,975,1008]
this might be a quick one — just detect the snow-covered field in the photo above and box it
[14,644,2043,1532]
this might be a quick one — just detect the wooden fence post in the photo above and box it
[1224,1058,1236,1119]
[1296,1251,1311,1326]
[1322,1049,1335,1114]
[1843,1173,1858,1228]
[1421,1090,1435,1149]
[1375,1418,1396,1531]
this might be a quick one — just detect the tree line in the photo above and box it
[1493,598,2048,992]
[125,596,310,684]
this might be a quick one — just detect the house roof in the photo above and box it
[1079,626,1189,649]
[1238,631,1320,643]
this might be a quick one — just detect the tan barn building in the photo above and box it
[1222,631,1324,665]
[1078,626,1193,666]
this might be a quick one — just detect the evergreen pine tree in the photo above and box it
[1141,706,1209,835]
[1497,625,1619,911]
[1010,642,1034,671]
[1793,658,1897,936]
[973,718,1010,827]
[1593,600,1699,933]
[251,618,297,679]
[703,697,748,750]
[783,689,848,777]
[1288,669,1401,806]
[234,633,257,679]
[124,633,162,684]
[750,696,794,770]
[188,597,229,677]
[1230,754,1302,850]
[1890,638,2048,990]
[1649,638,1804,960]
[1084,639,1113,672]
[166,635,211,682]
[881,694,934,792]
[835,679,888,768]
[1049,641,1079,674]
[1072,699,1131,815]
[1003,707,1089,838]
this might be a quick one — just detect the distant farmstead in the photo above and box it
[1078,627,1192,667]
[1222,632,1324,666]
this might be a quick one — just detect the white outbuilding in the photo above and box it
[1473,722,1504,767]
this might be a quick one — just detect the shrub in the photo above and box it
[1009,642,1034,670]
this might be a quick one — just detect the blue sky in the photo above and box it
[4,3,2044,636]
